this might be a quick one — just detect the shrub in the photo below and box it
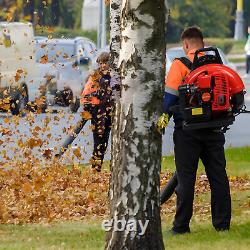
[35,26,98,43]
[204,38,234,54]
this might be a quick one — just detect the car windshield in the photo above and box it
[35,43,75,63]
[167,49,186,62]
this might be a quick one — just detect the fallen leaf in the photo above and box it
[22,182,32,193]
[40,54,48,64]
[42,149,52,159]
[81,111,92,120]
[26,138,43,149]
[73,148,81,158]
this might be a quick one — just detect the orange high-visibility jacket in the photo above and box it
[80,75,101,105]
[165,49,203,96]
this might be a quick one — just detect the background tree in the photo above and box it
[72,0,84,29]
[244,0,250,29]
[166,0,233,42]
[106,0,167,249]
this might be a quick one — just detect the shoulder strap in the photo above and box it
[175,57,192,71]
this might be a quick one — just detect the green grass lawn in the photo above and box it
[0,222,104,250]
[0,215,249,250]
[0,147,249,250]
[0,201,249,250]
[162,147,250,176]
[163,218,250,250]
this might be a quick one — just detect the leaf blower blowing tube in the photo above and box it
[56,118,88,158]
[160,171,178,205]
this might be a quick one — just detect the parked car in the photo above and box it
[0,22,40,114]
[34,37,97,108]
[166,46,236,74]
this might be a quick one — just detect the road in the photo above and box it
[0,68,249,166]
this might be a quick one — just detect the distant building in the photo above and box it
[81,0,99,31]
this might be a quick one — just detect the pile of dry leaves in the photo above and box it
[0,161,249,224]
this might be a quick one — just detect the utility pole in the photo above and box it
[101,0,107,48]
[97,0,107,49]
[234,0,245,40]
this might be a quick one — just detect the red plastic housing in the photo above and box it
[183,64,245,111]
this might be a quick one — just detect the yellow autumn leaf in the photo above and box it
[26,138,43,149]
[0,104,10,110]
[47,26,54,33]
[89,125,96,131]
[35,96,46,106]
[86,192,94,203]
[81,111,92,120]
[23,15,32,21]
[63,53,70,59]
[22,182,32,193]
[17,139,25,148]
[3,117,10,124]
[73,147,81,158]
[34,126,41,132]
[6,12,14,22]
[229,176,237,181]
[34,178,44,191]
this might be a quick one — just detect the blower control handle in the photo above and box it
[193,47,223,67]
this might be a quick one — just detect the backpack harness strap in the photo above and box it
[175,57,193,71]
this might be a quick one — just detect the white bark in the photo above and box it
[110,0,122,99]
[106,0,167,249]
[109,0,122,205]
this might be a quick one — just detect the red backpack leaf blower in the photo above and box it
[172,47,246,130]
[161,47,249,205]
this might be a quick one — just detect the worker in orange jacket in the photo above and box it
[81,52,113,172]
[159,27,237,235]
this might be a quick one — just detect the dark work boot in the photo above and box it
[168,227,190,236]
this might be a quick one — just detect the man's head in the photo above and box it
[248,26,250,35]
[96,52,110,72]
[181,26,204,55]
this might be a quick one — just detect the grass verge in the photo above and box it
[162,147,250,176]
[0,198,249,250]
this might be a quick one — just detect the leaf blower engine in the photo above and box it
[176,47,246,130]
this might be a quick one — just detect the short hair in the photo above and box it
[181,26,204,41]
[96,52,110,64]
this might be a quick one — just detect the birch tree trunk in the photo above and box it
[106,0,167,249]
[109,0,121,191]
[110,0,121,87]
